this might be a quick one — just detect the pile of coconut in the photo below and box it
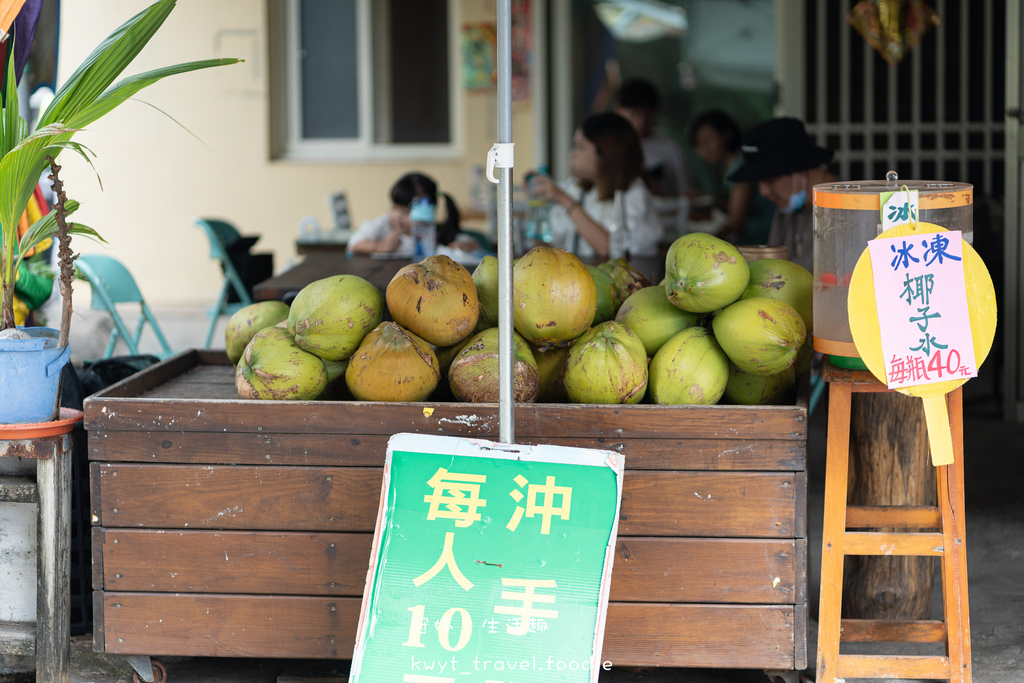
[230,235,811,406]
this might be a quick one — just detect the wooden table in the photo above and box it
[253,253,413,301]
[253,253,666,302]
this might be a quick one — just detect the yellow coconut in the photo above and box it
[386,255,480,347]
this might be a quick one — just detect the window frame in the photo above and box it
[279,0,463,162]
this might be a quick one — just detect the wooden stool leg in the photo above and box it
[939,388,971,682]
[816,382,853,683]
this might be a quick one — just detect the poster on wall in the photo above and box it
[461,22,497,90]
[511,0,532,102]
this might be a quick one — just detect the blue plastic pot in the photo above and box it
[0,327,71,424]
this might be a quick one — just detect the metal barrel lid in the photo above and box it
[813,179,973,210]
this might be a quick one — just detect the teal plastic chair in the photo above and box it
[75,254,173,360]
[194,218,253,347]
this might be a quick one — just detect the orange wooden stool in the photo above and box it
[816,359,971,682]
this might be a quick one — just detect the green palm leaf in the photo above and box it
[0,0,239,330]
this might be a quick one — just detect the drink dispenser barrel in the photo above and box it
[811,177,973,368]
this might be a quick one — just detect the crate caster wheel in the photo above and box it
[131,658,167,683]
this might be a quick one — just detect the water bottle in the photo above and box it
[608,190,629,260]
[524,165,552,247]
[409,197,437,259]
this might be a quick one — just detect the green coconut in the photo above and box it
[794,336,815,376]
[563,321,647,404]
[723,364,797,405]
[712,297,807,376]
[587,265,617,325]
[615,286,701,357]
[741,258,813,332]
[449,327,539,403]
[472,255,500,331]
[288,275,384,361]
[597,258,651,310]
[535,344,571,403]
[235,327,327,400]
[648,326,730,405]
[224,301,290,365]
[513,246,596,348]
[345,322,440,402]
[318,358,351,400]
[665,233,750,313]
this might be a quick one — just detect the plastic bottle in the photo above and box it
[608,189,629,260]
[409,197,437,259]
[524,165,552,247]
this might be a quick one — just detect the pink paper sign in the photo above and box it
[866,231,977,389]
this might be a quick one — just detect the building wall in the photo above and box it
[58,0,538,305]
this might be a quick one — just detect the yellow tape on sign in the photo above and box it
[847,221,997,466]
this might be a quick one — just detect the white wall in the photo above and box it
[57,0,539,306]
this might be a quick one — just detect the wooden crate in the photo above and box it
[86,350,808,669]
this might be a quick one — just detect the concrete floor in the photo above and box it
[5,306,1022,682]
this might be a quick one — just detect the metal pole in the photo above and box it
[496,0,515,444]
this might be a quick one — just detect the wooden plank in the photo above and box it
[35,438,71,682]
[93,590,105,652]
[618,471,799,538]
[84,399,806,442]
[794,464,808,539]
[87,350,205,399]
[96,531,801,604]
[840,618,947,642]
[821,358,890,389]
[95,593,795,669]
[91,527,104,591]
[141,366,237,400]
[794,534,808,605]
[88,430,805,471]
[92,464,382,531]
[90,461,103,530]
[609,538,801,604]
[794,601,808,671]
[846,504,941,529]
[837,654,950,679]
[940,386,972,682]
[843,531,944,556]
[602,603,795,669]
[93,465,797,538]
[816,381,852,683]
[96,529,372,595]
[0,474,36,503]
[87,431,390,467]
[98,593,360,659]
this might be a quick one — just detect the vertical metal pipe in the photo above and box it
[496,0,515,444]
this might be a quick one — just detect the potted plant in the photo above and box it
[0,0,238,423]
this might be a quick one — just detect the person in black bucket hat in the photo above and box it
[727,117,836,271]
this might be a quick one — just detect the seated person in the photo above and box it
[525,112,662,259]
[348,172,477,256]
[689,109,775,245]
[613,77,690,198]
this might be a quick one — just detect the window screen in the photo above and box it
[300,0,359,139]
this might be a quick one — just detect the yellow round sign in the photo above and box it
[847,221,997,464]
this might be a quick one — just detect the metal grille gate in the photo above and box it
[799,0,1006,198]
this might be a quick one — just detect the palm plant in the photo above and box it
[0,0,238,333]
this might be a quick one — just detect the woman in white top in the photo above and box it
[526,112,663,259]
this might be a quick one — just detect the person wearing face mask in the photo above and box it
[727,117,836,271]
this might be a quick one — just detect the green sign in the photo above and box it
[351,434,624,683]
